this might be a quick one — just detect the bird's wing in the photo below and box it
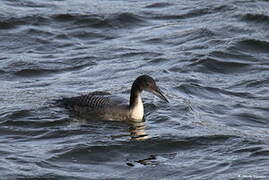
[60,91,129,115]
[61,92,109,109]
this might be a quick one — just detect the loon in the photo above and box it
[60,75,169,122]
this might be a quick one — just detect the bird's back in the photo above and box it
[60,91,131,121]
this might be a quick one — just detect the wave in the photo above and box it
[49,134,237,163]
[227,78,269,90]
[242,13,269,23]
[143,5,233,20]
[188,57,251,74]
[0,15,49,29]
[231,112,268,126]
[3,57,96,78]
[0,12,146,31]
[250,149,269,157]
[52,12,146,28]
[0,107,69,127]
[233,38,269,53]
[144,2,173,8]
[12,65,89,77]
[177,83,253,100]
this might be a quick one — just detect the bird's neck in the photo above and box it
[129,82,144,120]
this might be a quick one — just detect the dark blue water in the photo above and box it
[1,0,269,179]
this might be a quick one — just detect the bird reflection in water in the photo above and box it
[110,121,149,141]
[128,121,149,140]
[71,115,148,141]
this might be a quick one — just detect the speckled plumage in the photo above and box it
[62,91,131,121]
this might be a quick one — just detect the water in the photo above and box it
[1,0,269,179]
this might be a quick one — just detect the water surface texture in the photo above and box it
[1,0,269,179]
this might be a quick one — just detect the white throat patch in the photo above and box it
[131,94,144,120]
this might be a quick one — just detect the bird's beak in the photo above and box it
[152,86,169,103]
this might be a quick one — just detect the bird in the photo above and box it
[60,75,169,122]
